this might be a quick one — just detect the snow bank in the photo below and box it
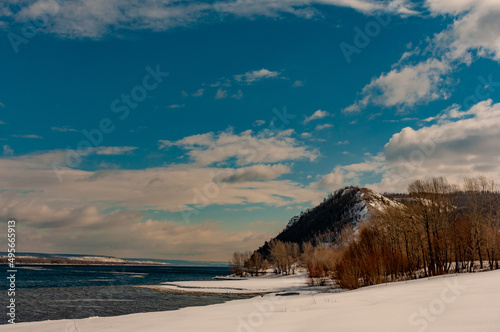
[2,270,499,331]
[148,272,308,294]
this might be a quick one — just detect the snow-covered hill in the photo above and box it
[259,187,400,254]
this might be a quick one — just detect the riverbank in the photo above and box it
[2,269,498,331]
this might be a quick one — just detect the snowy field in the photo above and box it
[2,269,499,332]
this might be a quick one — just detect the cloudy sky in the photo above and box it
[1,0,500,261]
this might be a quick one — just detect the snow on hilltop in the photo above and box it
[260,187,400,252]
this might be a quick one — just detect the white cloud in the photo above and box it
[0,143,324,259]
[332,100,500,193]
[0,202,276,260]
[51,126,77,132]
[11,134,43,139]
[192,88,204,97]
[232,89,243,99]
[254,120,266,127]
[234,68,281,84]
[0,151,321,215]
[433,1,500,63]
[344,59,451,112]
[375,99,500,190]
[167,104,185,109]
[303,109,329,124]
[159,128,319,166]
[292,80,304,87]
[345,0,500,112]
[0,0,416,39]
[314,123,333,131]
[221,164,291,183]
[312,166,363,191]
[214,88,228,99]
[95,146,138,155]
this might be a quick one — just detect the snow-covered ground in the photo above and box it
[146,272,309,294]
[2,270,499,331]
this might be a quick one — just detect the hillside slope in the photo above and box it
[259,187,398,255]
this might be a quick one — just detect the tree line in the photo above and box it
[230,176,500,289]
[230,240,302,276]
[334,176,500,289]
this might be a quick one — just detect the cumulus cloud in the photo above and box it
[159,128,319,166]
[313,167,350,190]
[214,88,228,99]
[234,68,281,84]
[303,109,330,124]
[432,0,500,63]
[192,88,204,97]
[232,89,243,99]
[344,59,451,112]
[0,150,320,259]
[0,0,415,39]
[312,166,363,191]
[333,100,500,192]
[0,125,325,259]
[375,99,500,190]
[221,164,290,183]
[345,0,500,112]
[0,201,277,260]
[312,154,385,191]
[314,123,333,131]
[0,158,318,213]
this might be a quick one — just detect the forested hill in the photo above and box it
[257,186,398,257]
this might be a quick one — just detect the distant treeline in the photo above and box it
[0,257,151,265]
[231,175,500,289]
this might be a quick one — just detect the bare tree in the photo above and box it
[230,251,249,276]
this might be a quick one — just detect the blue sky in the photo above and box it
[1,0,500,261]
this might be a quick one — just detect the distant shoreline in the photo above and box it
[0,257,169,266]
